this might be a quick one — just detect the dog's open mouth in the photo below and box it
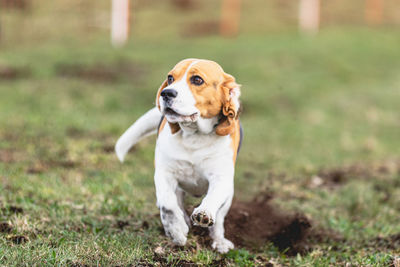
[164,107,198,122]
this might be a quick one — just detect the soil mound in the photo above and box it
[224,193,312,255]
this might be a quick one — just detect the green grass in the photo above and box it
[1,2,400,266]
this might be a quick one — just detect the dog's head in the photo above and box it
[156,58,241,135]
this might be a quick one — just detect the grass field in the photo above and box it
[1,2,400,266]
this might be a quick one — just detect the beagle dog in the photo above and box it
[115,58,242,253]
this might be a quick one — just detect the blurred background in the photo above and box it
[1,0,399,170]
[1,0,400,43]
[0,0,400,265]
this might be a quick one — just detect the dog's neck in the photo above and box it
[178,116,219,136]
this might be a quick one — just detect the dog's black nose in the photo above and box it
[161,89,178,100]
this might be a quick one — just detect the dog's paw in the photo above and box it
[163,216,189,246]
[212,238,234,254]
[171,232,187,246]
[191,209,214,227]
[164,223,188,246]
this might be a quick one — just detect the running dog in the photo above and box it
[115,58,242,253]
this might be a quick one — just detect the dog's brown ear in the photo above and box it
[155,79,181,134]
[156,79,168,111]
[215,73,241,136]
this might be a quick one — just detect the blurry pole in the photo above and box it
[365,0,383,25]
[299,0,320,35]
[220,0,241,37]
[111,0,130,47]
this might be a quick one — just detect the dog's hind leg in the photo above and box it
[155,168,189,246]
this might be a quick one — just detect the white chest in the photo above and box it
[172,159,209,197]
[156,126,233,197]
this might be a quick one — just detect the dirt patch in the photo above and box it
[0,149,15,163]
[66,127,116,142]
[318,168,347,184]
[367,233,400,250]
[114,220,130,230]
[150,255,201,267]
[7,235,29,244]
[142,220,150,230]
[1,205,24,214]
[188,191,343,255]
[100,142,133,155]
[65,127,87,138]
[191,225,212,249]
[0,148,27,164]
[26,163,47,174]
[9,205,24,213]
[149,242,231,266]
[66,262,90,267]
[224,192,312,255]
[51,159,78,169]
[0,65,30,80]
[0,222,13,233]
[26,159,78,174]
[310,160,400,188]
[148,250,227,267]
[55,61,146,83]
[101,144,115,154]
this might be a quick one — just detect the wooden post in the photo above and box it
[111,0,130,47]
[220,0,241,37]
[365,0,384,25]
[298,0,320,35]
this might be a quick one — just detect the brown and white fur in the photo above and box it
[115,58,242,253]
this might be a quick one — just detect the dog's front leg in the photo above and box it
[190,165,234,253]
[210,195,234,253]
[154,167,189,246]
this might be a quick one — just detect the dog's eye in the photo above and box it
[167,75,174,85]
[191,75,204,86]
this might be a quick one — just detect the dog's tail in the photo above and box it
[115,107,161,162]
